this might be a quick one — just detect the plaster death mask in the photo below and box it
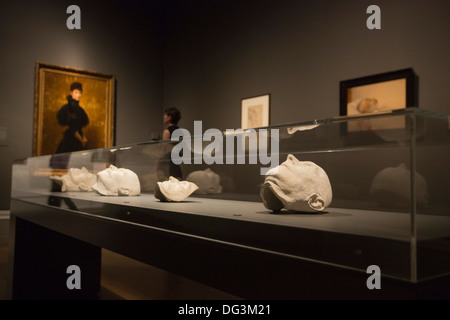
[186,168,223,195]
[154,176,198,202]
[369,163,429,207]
[92,165,141,196]
[260,154,333,213]
[50,167,97,192]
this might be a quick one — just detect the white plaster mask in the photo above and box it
[370,163,429,207]
[92,165,141,196]
[260,154,333,212]
[154,176,198,202]
[186,168,223,195]
[50,167,97,192]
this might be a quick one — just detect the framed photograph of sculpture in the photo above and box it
[339,68,418,132]
[241,94,270,129]
[33,62,115,156]
[340,68,418,117]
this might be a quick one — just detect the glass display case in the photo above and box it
[10,107,450,292]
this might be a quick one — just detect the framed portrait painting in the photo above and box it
[33,62,115,156]
[241,94,270,130]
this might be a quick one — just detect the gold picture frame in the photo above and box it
[241,94,270,130]
[33,62,115,156]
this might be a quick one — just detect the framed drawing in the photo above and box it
[33,62,115,156]
[241,94,270,129]
[340,68,418,117]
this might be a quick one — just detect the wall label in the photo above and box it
[66,5,81,30]
[366,5,381,30]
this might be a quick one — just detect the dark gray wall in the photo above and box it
[1,0,450,209]
[0,1,164,209]
[164,0,450,133]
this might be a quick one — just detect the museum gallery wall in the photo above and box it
[1,0,450,209]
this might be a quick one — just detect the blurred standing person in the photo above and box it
[159,107,182,180]
[162,107,181,140]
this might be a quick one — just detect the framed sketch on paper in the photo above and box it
[241,94,270,130]
[33,62,115,157]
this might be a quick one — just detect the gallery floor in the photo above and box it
[0,228,239,300]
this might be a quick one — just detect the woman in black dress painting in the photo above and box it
[56,82,89,153]
[49,82,89,201]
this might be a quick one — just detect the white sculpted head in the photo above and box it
[260,154,332,212]
[50,167,97,192]
[370,163,429,207]
[92,165,141,196]
[67,167,97,190]
[186,168,222,195]
[154,176,198,202]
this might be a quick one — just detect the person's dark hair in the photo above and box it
[164,107,181,125]
[70,82,83,92]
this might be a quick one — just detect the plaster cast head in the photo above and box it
[260,154,332,213]
[370,163,429,207]
[68,167,97,188]
[50,167,97,192]
[186,168,223,195]
[92,165,141,196]
[154,176,198,202]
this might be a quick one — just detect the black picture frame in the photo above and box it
[339,68,418,116]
